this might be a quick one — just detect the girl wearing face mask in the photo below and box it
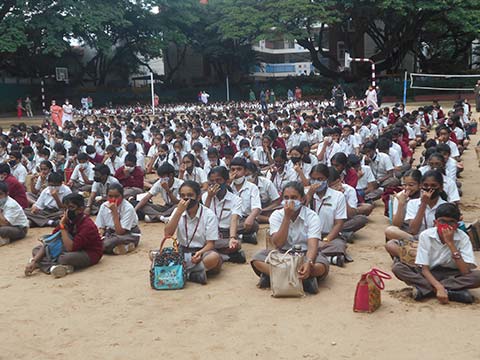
[384,170,423,258]
[146,143,170,174]
[287,147,310,187]
[164,180,223,285]
[168,140,186,173]
[251,181,329,294]
[204,147,226,175]
[203,166,245,264]
[418,153,460,203]
[96,184,141,255]
[179,154,208,191]
[306,165,348,267]
[405,170,448,237]
[28,160,53,204]
[267,149,295,195]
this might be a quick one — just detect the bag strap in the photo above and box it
[366,268,392,290]
[159,236,179,252]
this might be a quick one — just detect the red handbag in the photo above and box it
[353,268,392,313]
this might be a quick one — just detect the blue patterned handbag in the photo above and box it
[150,237,186,290]
[42,231,64,261]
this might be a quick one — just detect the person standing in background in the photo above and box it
[25,96,33,118]
[62,99,73,126]
[50,100,63,128]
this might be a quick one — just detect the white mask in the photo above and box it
[233,176,245,185]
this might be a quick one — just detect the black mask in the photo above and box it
[291,157,301,164]
[187,199,198,209]
[93,176,102,182]
[67,209,77,221]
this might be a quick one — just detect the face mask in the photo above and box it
[254,132,261,136]
[88,153,96,159]
[311,179,328,192]
[124,166,133,172]
[246,175,254,182]
[436,222,456,237]
[108,198,121,206]
[219,183,228,191]
[0,197,7,207]
[160,177,170,183]
[243,148,251,153]
[116,147,122,152]
[8,160,16,167]
[67,209,77,221]
[93,176,103,182]
[233,176,245,185]
[290,157,301,164]
[281,199,303,211]
[159,154,166,160]
[186,199,198,209]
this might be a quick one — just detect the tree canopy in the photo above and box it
[1,0,479,84]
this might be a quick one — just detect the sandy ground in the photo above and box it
[1,105,480,360]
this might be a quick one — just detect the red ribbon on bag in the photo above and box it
[353,268,392,313]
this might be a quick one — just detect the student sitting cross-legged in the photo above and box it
[0,181,29,246]
[251,181,329,294]
[24,172,72,227]
[164,180,222,285]
[392,203,480,304]
[96,183,141,255]
[24,194,103,278]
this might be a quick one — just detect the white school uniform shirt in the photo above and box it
[231,179,262,217]
[91,176,120,197]
[369,152,393,180]
[445,157,457,182]
[204,158,227,174]
[171,205,219,248]
[269,206,323,252]
[405,197,447,233]
[391,142,402,160]
[95,199,139,232]
[341,184,358,209]
[416,227,476,269]
[149,177,183,205]
[105,156,123,175]
[453,127,465,141]
[201,191,242,229]
[1,196,28,228]
[255,176,281,204]
[70,162,95,185]
[388,148,402,168]
[35,185,72,210]
[339,135,358,155]
[438,140,460,158]
[266,165,296,194]
[11,163,27,184]
[252,147,272,166]
[286,160,313,182]
[356,165,375,191]
[182,167,207,184]
[309,188,347,234]
[316,141,342,166]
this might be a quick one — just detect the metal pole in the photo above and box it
[150,72,155,115]
[41,78,46,114]
[226,75,230,102]
[371,62,376,87]
[403,71,408,106]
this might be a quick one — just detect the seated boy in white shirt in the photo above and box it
[392,203,480,304]
[25,172,72,227]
